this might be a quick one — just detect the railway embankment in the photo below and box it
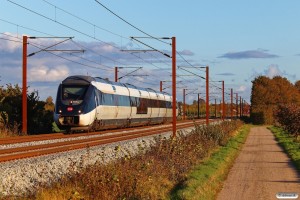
[0,120,242,199]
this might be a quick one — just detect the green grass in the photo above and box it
[268,126,300,171]
[171,125,250,200]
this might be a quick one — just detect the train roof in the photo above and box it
[62,75,94,85]
[62,75,170,96]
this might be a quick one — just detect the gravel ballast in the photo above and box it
[0,127,194,196]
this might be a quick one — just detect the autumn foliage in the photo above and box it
[250,76,300,125]
[274,104,300,138]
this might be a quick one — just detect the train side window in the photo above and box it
[130,96,137,107]
[137,98,148,114]
[102,93,114,106]
[151,99,158,108]
[160,100,166,108]
[114,95,118,106]
[118,95,130,107]
[136,97,140,107]
[155,99,159,108]
[166,101,172,108]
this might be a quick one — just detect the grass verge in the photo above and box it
[172,124,250,200]
[268,126,300,171]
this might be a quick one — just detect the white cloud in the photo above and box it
[0,32,22,53]
[236,85,247,92]
[264,64,282,78]
[28,65,69,82]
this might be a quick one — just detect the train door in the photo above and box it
[95,95,100,119]
[94,90,101,120]
[114,95,119,118]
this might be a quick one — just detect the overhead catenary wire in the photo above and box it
[3,1,245,100]
[41,1,202,90]
[5,0,176,87]
[0,18,55,37]
[6,0,120,50]
[42,0,125,39]
[94,0,171,46]
[28,42,112,71]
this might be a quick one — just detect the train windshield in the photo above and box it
[62,85,88,100]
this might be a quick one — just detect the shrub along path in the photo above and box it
[216,126,300,200]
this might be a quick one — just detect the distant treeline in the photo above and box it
[0,84,54,134]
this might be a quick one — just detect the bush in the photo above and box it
[274,104,300,138]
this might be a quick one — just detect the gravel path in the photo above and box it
[0,127,194,196]
[217,126,300,200]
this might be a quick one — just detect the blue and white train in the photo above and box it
[54,75,176,132]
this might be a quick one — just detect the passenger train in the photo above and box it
[54,75,177,132]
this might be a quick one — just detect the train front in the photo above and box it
[54,76,97,132]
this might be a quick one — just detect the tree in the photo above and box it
[44,96,55,112]
[0,84,54,134]
[295,80,300,93]
[250,76,276,124]
[250,76,300,125]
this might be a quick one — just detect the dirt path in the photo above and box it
[217,126,300,200]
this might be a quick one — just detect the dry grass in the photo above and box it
[0,124,22,138]
[14,120,243,200]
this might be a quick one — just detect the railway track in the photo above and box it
[0,119,212,163]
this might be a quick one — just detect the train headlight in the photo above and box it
[78,110,82,114]
[59,109,62,113]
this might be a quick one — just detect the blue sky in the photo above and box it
[1,0,300,104]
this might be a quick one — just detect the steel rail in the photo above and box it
[0,120,215,163]
[0,119,204,145]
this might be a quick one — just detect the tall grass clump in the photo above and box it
[26,120,243,200]
[0,123,21,138]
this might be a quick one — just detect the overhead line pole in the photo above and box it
[22,36,27,134]
[183,89,186,120]
[160,81,163,92]
[215,99,217,118]
[22,36,82,134]
[222,80,225,121]
[115,67,118,82]
[231,88,233,120]
[240,96,242,118]
[172,37,176,137]
[127,36,176,136]
[206,66,209,125]
[235,93,239,118]
[198,93,200,119]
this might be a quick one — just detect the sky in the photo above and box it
[1,0,300,104]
